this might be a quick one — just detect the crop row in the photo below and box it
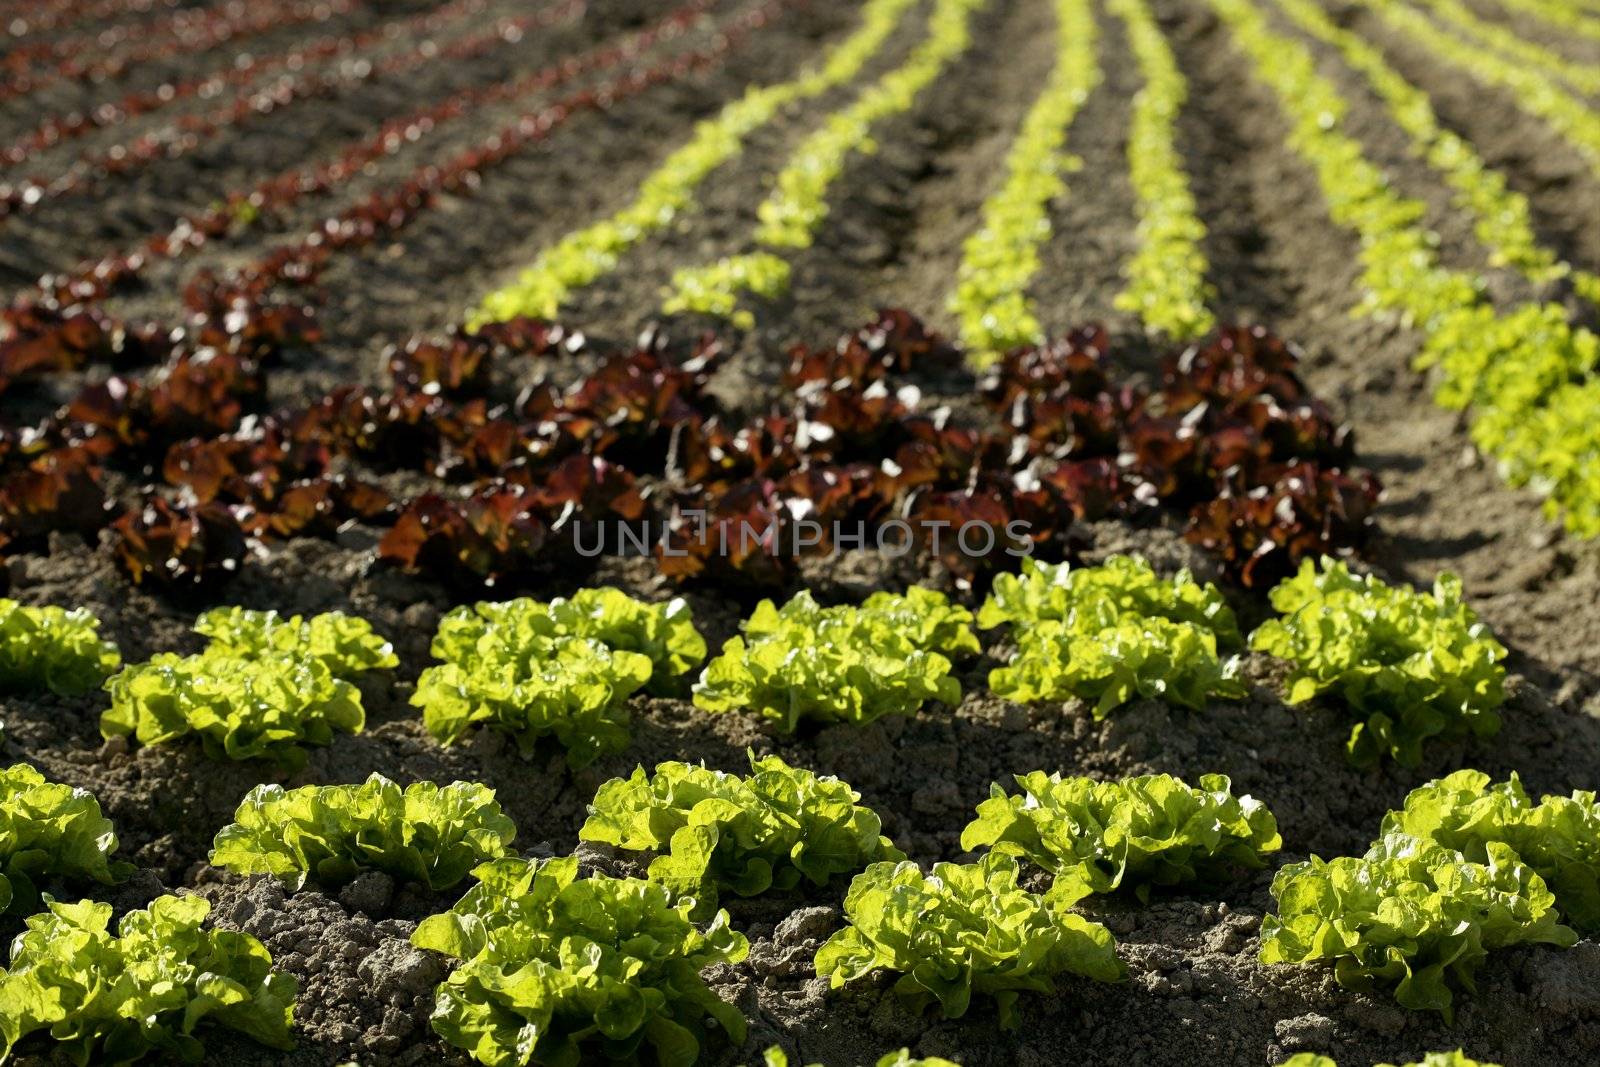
[1271,0,1600,307]
[0,0,361,105]
[664,0,987,326]
[0,303,1378,598]
[1493,0,1600,40]
[0,605,1570,1067]
[0,0,700,328]
[0,750,1521,1066]
[1215,0,1600,538]
[0,551,1506,771]
[1107,0,1215,341]
[1363,0,1600,173]
[0,0,490,173]
[0,0,779,386]
[0,0,587,220]
[2,0,184,42]
[1412,0,1600,96]
[470,0,924,326]
[946,0,1099,359]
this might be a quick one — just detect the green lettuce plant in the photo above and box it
[1,763,131,915]
[1381,769,1600,934]
[193,607,397,677]
[0,599,121,697]
[100,652,365,766]
[429,588,706,696]
[1259,832,1576,1017]
[413,636,651,768]
[210,774,517,892]
[0,894,297,1063]
[977,556,1241,644]
[961,771,1280,899]
[580,752,902,916]
[1249,558,1507,766]
[411,855,748,1067]
[814,853,1123,1028]
[990,615,1246,715]
[692,588,975,731]
[980,556,1245,716]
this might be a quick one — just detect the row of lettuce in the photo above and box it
[1,742,1588,1062]
[2,550,1507,769]
[1213,0,1600,540]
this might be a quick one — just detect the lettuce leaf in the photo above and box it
[411,855,747,1067]
[989,615,1246,716]
[1259,832,1575,1018]
[0,599,121,697]
[100,652,365,766]
[413,635,651,767]
[0,894,296,1063]
[429,588,706,695]
[1249,558,1507,765]
[0,762,131,915]
[692,588,971,731]
[193,606,397,677]
[210,773,517,892]
[581,752,902,916]
[978,556,1240,645]
[961,771,1280,900]
[814,853,1123,1029]
[1381,769,1600,934]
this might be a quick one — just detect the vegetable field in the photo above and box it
[1,0,1599,1063]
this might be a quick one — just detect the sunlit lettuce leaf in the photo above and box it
[1259,832,1575,1019]
[1382,769,1600,934]
[413,635,650,767]
[411,856,748,1067]
[210,773,517,892]
[581,752,902,917]
[0,599,121,697]
[692,589,972,731]
[101,652,364,767]
[814,852,1123,1029]
[0,894,296,1062]
[0,762,131,915]
[961,771,1280,900]
[193,606,397,677]
[1249,558,1506,765]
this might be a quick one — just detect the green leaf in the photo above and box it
[692,589,973,731]
[580,752,902,917]
[0,894,295,1062]
[414,634,650,768]
[1259,832,1575,1019]
[0,763,131,915]
[1249,558,1507,766]
[0,599,121,697]
[411,856,747,1067]
[1381,769,1600,935]
[978,556,1241,644]
[961,771,1280,896]
[815,853,1123,1029]
[101,652,365,766]
[429,588,706,696]
[193,607,397,677]
[210,773,518,892]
